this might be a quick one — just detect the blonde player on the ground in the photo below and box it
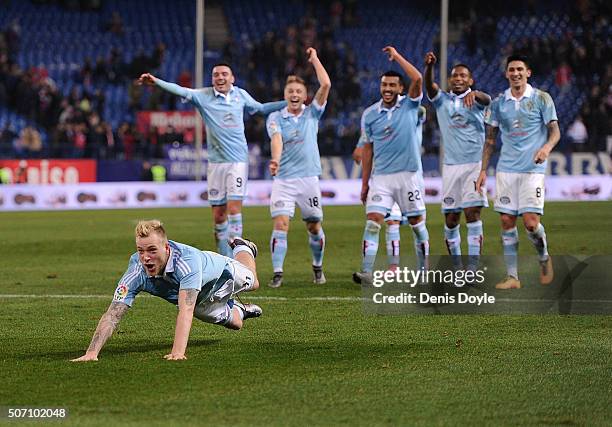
[71,220,261,361]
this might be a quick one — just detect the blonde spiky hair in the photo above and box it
[135,220,168,240]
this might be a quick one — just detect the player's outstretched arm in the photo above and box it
[307,47,331,106]
[382,46,422,99]
[423,52,439,100]
[534,120,560,164]
[164,289,198,361]
[242,90,287,116]
[464,90,492,108]
[138,73,193,99]
[269,133,283,176]
[476,125,498,194]
[70,302,129,362]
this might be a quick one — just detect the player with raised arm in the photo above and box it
[353,46,429,285]
[138,65,286,257]
[424,52,490,271]
[476,54,560,289]
[71,220,261,361]
[352,104,426,272]
[266,47,331,288]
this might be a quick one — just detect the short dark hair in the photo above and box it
[506,54,530,70]
[451,63,472,77]
[212,62,233,71]
[380,70,405,87]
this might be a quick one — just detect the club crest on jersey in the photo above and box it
[525,100,534,111]
[114,284,129,301]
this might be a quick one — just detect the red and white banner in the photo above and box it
[136,111,198,134]
[0,159,96,184]
[0,176,610,212]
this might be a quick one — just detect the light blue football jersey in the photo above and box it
[430,88,485,165]
[112,241,233,307]
[155,79,286,163]
[485,84,558,173]
[266,101,326,179]
[360,94,424,174]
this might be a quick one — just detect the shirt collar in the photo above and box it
[449,88,472,99]
[377,94,405,113]
[281,104,306,119]
[162,245,175,274]
[214,85,235,99]
[504,83,533,102]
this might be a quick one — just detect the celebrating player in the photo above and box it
[476,54,560,289]
[266,47,331,288]
[424,51,490,270]
[353,46,429,284]
[71,220,262,361]
[138,66,286,257]
[352,104,426,272]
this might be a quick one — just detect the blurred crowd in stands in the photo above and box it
[1,0,610,161]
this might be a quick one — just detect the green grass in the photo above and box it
[1,202,611,426]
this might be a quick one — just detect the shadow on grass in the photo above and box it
[15,339,221,361]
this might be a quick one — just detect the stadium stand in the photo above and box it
[0,0,609,160]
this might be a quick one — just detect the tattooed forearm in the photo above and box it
[546,120,560,148]
[184,289,199,307]
[86,302,128,354]
[481,126,498,171]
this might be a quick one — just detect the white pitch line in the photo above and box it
[0,295,611,304]
[0,294,364,302]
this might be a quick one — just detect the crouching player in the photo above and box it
[71,220,261,361]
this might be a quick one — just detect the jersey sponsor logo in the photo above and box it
[114,283,129,301]
[499,196,511,205]
[443,196,454,205]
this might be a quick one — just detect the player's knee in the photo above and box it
[407,215,424,226]
[445,213,460,228]
[522,215,540,232]
[227,201,242,216]
[464,208,481,223]
[366,213,384,224]
[212,207,227,224]
[500,214,516,230]
[273,216,289,231]
[306,221,321,234]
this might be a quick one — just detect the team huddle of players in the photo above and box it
[71,46,560,361]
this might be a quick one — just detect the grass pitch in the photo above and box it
[1,202,611,426]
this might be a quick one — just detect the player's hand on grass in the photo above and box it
[138,73,156,85]
[360,184,369,205]
[534,144,552,164]
[475,170,487,195]
[269,159,279,176]
[163,353,187,361]
[463,91,477,108]
[424,51,437,66]
[382,46,399,62]
[70,354,98,362]
[306,47,319,63]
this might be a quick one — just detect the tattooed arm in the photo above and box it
[164,289,199,360]
[475,125,499,194]
[534,121,560,164]
[71,302,129,362]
